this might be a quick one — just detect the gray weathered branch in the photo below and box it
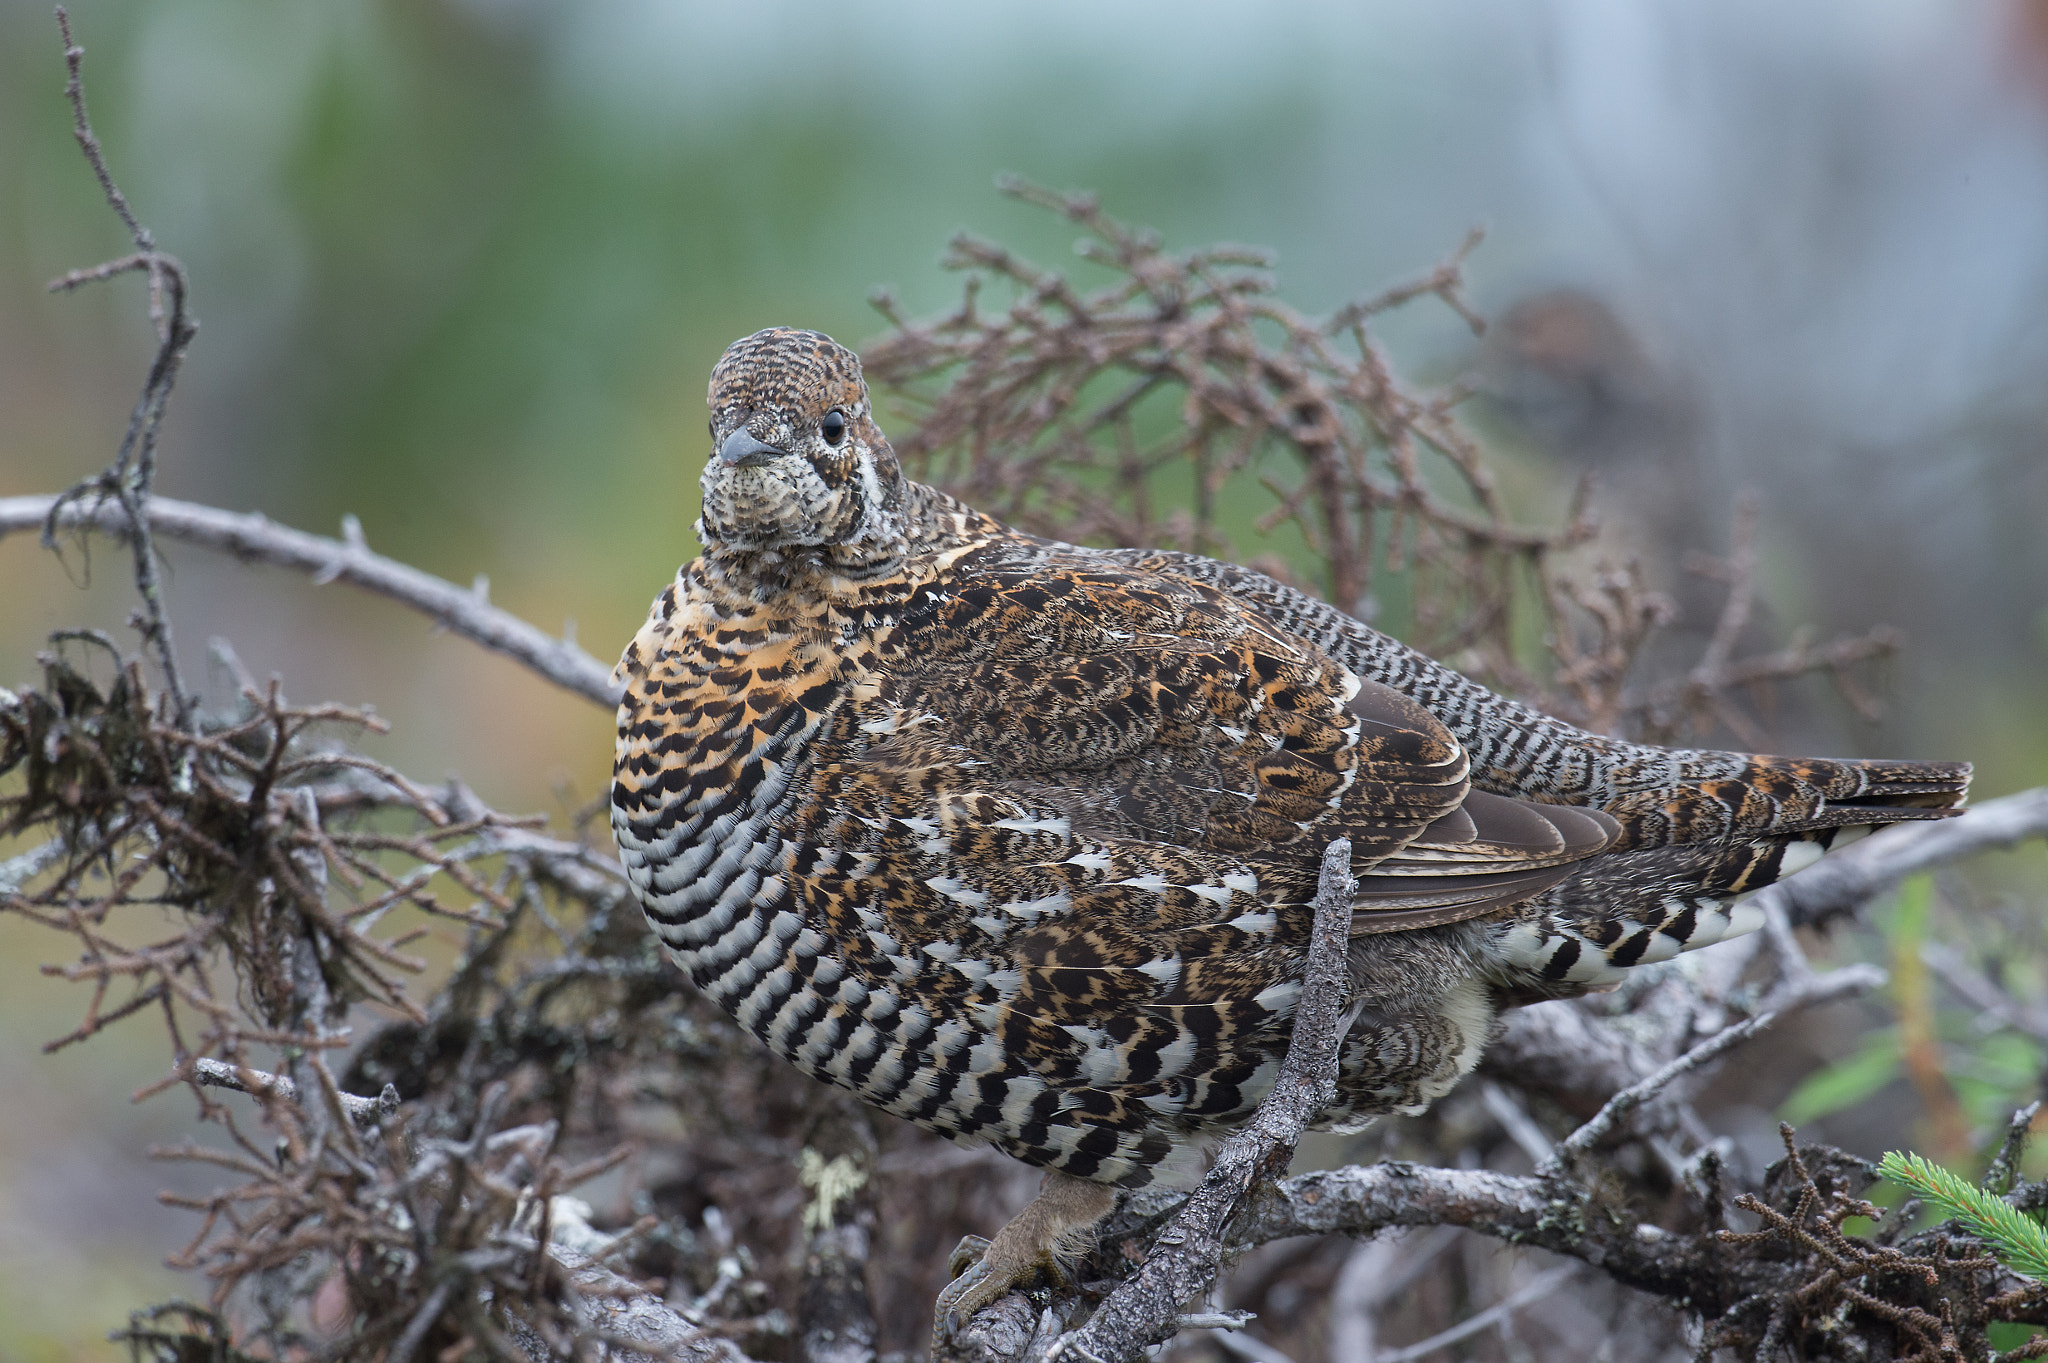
[532,1244,757,1363]
[1235,1161,1684,1291]
[2,493,620,707]
[1538,963,1884,1174]
[190,1056,396,1128]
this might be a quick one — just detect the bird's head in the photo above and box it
[697,328,907,569]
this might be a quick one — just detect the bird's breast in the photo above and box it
[609,580,882,972]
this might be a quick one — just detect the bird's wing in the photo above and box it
[862,548,1616,929]
[1096,547,1969,830]
[1344,789,1618,933]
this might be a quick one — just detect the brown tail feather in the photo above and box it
[1772,755,1972,807]
[1601,755,1970,850]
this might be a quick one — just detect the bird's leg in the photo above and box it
[932,1169,1117,1342]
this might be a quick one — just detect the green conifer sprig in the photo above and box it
[1879,1150,2048,1282]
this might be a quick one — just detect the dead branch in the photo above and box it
[43,9,201,722]
[187,1059,756,1363]
[866,179,1914,747]
[540,1244,758,1363]
[190,1058,397,1129]
[0,493,618,707]
[1539,963,1885,1174]
[1370,1262,1577,1363]
[865,179,1586,679]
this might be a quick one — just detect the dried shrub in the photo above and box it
[1707,1128,2048,1361]
[865,178,1901,743]
[0,637,513,1058]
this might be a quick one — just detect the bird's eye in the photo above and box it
[821,410,847,446]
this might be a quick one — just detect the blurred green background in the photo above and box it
[4,1,2047,1356]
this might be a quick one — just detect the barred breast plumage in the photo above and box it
[610,327,1970,1326]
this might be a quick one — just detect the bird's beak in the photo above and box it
[719,428,784,469]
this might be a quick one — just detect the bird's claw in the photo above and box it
[947,1233,992,1280]
[931,1234,1067,1347]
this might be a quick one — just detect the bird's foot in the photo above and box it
[932,1234,1064,1341]
[930,1172,1117,1348]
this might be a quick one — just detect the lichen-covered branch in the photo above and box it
[190,1057,398,1128]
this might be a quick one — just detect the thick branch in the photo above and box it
[1237,1162,1693,1294]
[2,493,620,707]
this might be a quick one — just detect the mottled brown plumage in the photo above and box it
[610,327,1970,1328]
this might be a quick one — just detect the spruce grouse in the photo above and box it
[610,327,1970,1328]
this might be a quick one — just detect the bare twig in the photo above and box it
[868,182,1912,749]
[1206,1326,1302,1363]
[44,10,201,722]
[1540,964,1885,1175]
[189,1057,397,1128]
[867,180,1582,681]
[1,494,619,706]
[1480,1081,1555,1165]
[1923,944,2048,1045]
[1371,1263,1577,1363]
[1985,1103,2044,1198]
[1327,1226,1463,1362]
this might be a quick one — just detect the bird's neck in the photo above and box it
[699,480,1005,608]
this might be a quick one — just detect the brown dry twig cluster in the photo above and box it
[0,638,714,1359]
[865,177,1898,742]
[0,638,521,1057]
[866,183,1527,633]
[1707,1123,2048,1361]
